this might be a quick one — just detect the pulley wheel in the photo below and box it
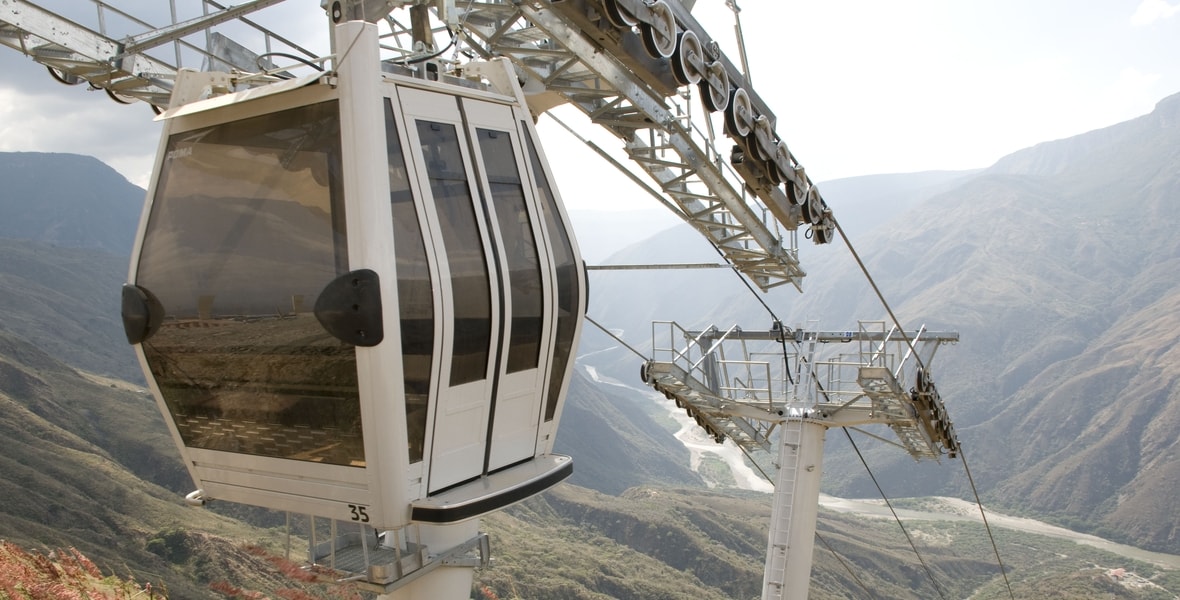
[752,117,775,160]
[105,87,136,105]
[810,191,827,225]
[813,218,834,244]
[763,155,783,185]
[770,140,792,186]
[671,30,704,85]
[46,66,81,85]
[801,187,824,224]
[766,140,793,185]
[699,61,729,112]
[640,1,677,59]
[724,87,753,138]
[789,181,809,206]
[601,0,638,28]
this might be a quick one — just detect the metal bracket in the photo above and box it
[167,68,236,108]
[357,533,491,594]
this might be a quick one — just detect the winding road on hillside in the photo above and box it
[819,495,1180,570]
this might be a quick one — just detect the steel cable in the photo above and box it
[830,212,1015,599]
[844,428,949,600]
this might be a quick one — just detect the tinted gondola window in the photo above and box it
[135,101,363,466]
[387,101,433,463]
[476,128,542,374]
[523,127,579,421]
[416,120,492,386]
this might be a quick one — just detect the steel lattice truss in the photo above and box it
[642,321,961,461]
[459,1,810,290]
[0,0,837,291]
[0,0,314,108]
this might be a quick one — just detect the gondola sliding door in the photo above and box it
[399,86,501,493]
[464,102,553,473]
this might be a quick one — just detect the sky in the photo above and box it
[1,0,1179,213]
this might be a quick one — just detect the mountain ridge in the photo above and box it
[583,90,1180,553]
[3,90,1180,594]
[0,151,143,255]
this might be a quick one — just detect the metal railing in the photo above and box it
[646,319,961,458]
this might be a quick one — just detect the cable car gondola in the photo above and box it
[119,21,585,574]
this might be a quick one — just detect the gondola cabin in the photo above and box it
[120,21,584,534]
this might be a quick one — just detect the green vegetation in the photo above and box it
[474,485,1180,600]
[697,453,738,488]
[145,528,193,565]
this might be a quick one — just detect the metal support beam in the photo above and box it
[762,420,825,600]
[119,0,289,56]
[459,0,812,290]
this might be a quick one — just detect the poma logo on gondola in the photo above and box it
[164,146,192,161]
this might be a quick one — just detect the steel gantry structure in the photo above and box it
[1,0,834,291]
[642,320,960,600]
[644,321,960,460]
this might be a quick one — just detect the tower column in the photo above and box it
[762,419,826,600]
[380,521,482,600]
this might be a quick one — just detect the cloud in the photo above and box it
[0,83,161,187]
[1131,0,1180,25]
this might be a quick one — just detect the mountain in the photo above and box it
[955,93,1180,551]
[0,152,143,255]
[0,329,356,597]
[0,152,145,381]
[0,326,1172,599]
[477,485,1180,600]
[584,91,1180,554]
[824,92,1180,553]
[799,169,980,247]
[556,369,703,494]
[0,238,139,381]
[3,102,1180,596]
[566,208,681,263]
